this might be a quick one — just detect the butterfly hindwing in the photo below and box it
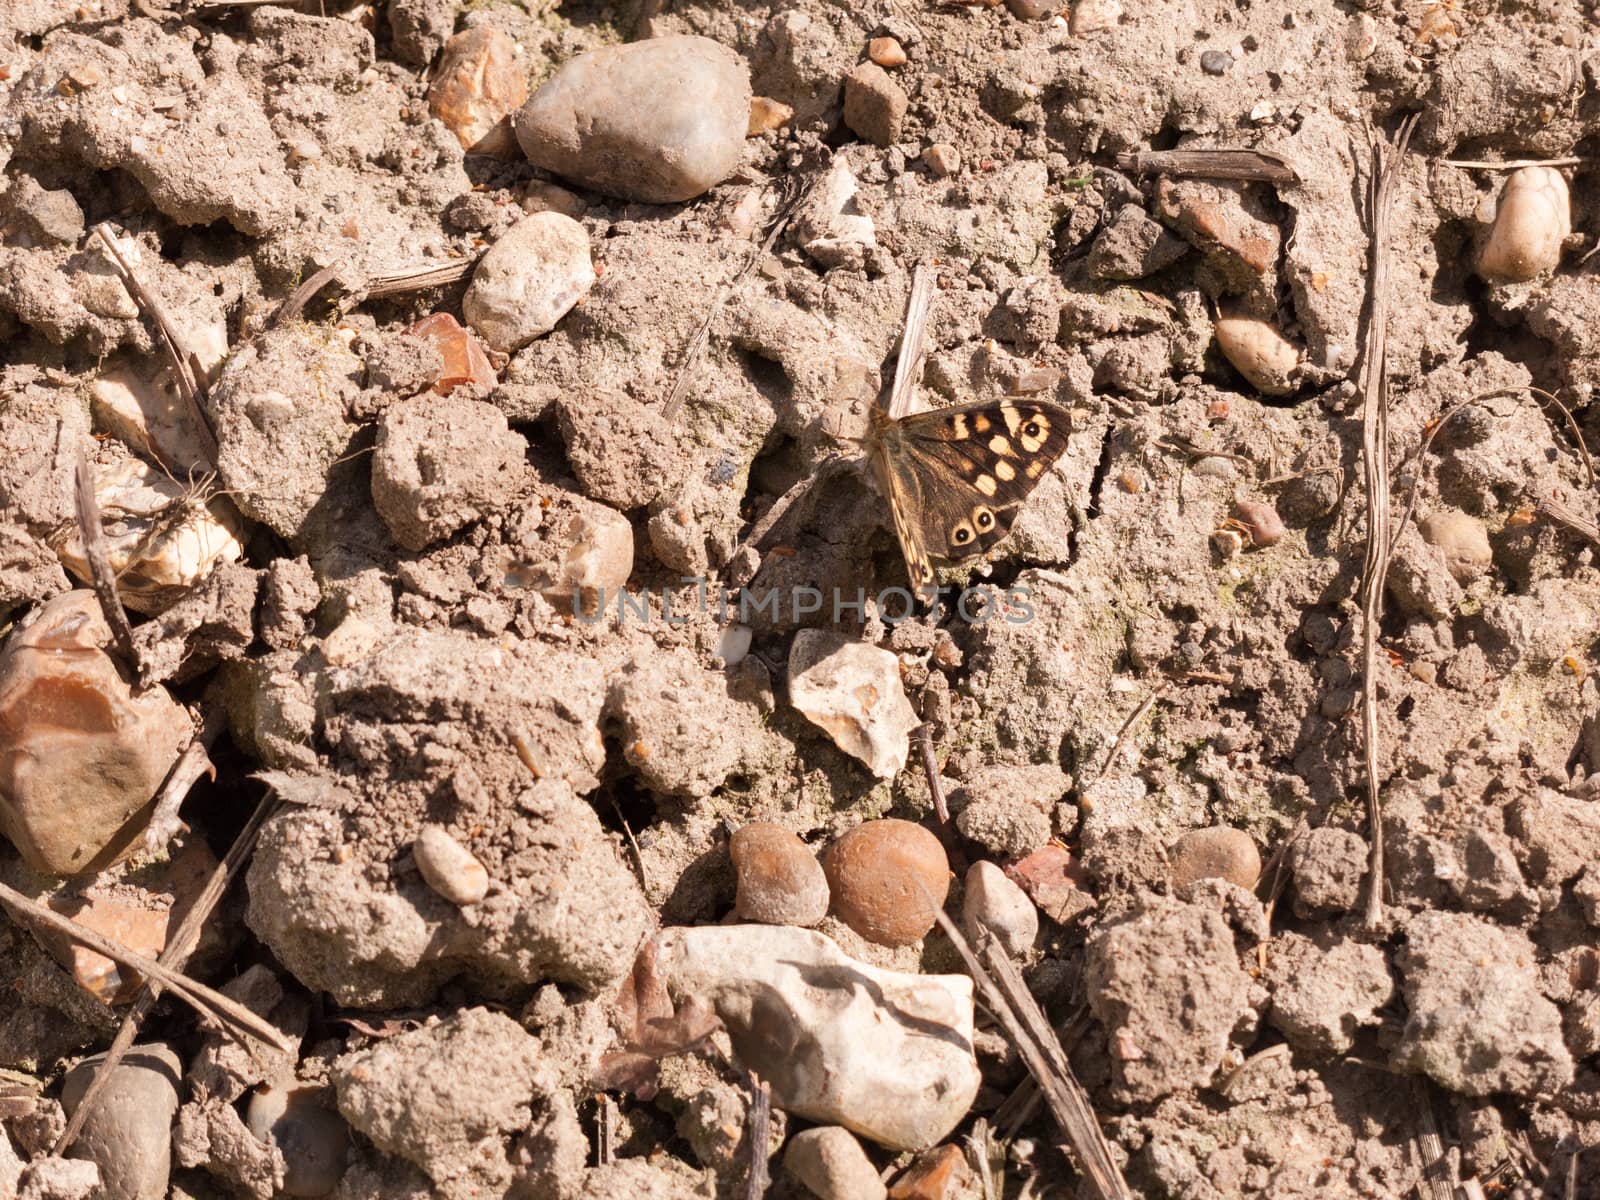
[867,436,938,590]
[891,400,1071,561]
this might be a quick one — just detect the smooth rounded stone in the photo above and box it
[61,1044,181,1200]
[788,631,919,779]
[1214,315,1299,395]
[1477,166,1570,283]
[413,825,490,906]
[867,37,906,68]
[1419,509,1492,583]
[520,180,587,219]
[783,1126,885,1200]
[0,591,193,876]
[730,822,829,927]
[247,1085,350,1197]
[50,455,245,615]
[961,861,1039,956]
[822,819,949,947]
[371,394,528,550]
[462,212,594,352]
[1169,826,1261,890]
[428,26,528,156]
[515,36,751,204]
[921,143,960,178]
[843,61,907,148]
[653,925,980,1151]
[1233,498,1285,547]
[1199,49,1233,75]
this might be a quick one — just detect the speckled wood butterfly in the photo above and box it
[867,266,1071,591]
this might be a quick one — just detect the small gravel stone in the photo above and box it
[515,36,751,203]
[843,62,908,148]
[413,825,491,906]
[463,212,595,353]
[1200,49,1233,75]
[1007,0,1062,19]
[888,1145,974,1199]
[1069,0,1120,31]
[1005,845,1096,924]
[403,313,496,396]
[731,822,830,927]
[1419,509,1493,582]
[428,27,528,156]
[788,631,920,778]
[747,96,794,135]
[246,1085,350,1197]
[61,1045,181,1200]
[1234,499,1285,547]
[962,861,1039,956]
[922,143,960,177]
[18,1158,100,1200]
[1169,826,1261,890]
[823,819,950,947]
[520,181,587,219]
[867,37,907,68]
[783,1126,886,1200]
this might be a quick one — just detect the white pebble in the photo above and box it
[414,825,490,906]
[962,861,1039,956]
[1476,166,1569,283]
[463,212,595,352]
[1214,314,1300,396]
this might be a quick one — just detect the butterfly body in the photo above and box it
[866,399,1072,590]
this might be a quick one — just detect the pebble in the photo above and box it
[867,37,907,68]
[788,631,919,778]
[783,1127,885,1200]
[889,1145,974,1199]
[961,861,1039,956]
[653,925,980,1150]
[1006,0,1060,18]
[52,455,246,614]
[1068,0,1119,31]
[520,180,586,220]
[413,825,490,906]
[822,819,949,946]
[427,27,527,156]
[730,822,830,927]
[796,160,878,271]
[403,313,496,396]
[538,506,634,606]
[747,96,794,135]
[1170,826,1261,890]
[1213,314,1300,396]
[246,1085,350,1197]
[843,62,908,148]
[463,211,595,352]
[0,591,193,875]
[515,36,751,203]
[1233,499,1285,547]
[18,1158,100,1200]
[1476,166,1570,283]
[61,1044,180,1200]
[1419,509,1492,582]
[1200,49,1233,75]
[1006,844,1095,923]
[921,143,960,177]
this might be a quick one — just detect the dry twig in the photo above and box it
[742,1071,771,1200]
[357,258,478,301]
[0,879,293,1053]
[1410,1080,1456,1200]
[73,454,142,676]
[1438,156,1586,170]
[1094,682,1167,780]
[54,789,282,1155]
[1354,113,1418,930]
[269,261,345,329]
[915,723,950,824]
[931,908,1132,1200]
[142,705,225,855]
[1114,148,1300,187]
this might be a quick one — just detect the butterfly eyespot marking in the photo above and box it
[974,507,995,530]
[951,519,976,545]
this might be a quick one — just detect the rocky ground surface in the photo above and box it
[1,0,1599,1197]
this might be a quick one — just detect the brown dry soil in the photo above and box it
[3,0,1600,1197]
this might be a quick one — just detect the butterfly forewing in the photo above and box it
[893,400,1071,561]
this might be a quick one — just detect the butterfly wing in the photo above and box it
[867,432,939,590]
[893,400,1071,560]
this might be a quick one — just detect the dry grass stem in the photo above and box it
[932,908,1133,1200]
[1355,113,1418,930]
[54,788,282,1155]
[73,453,143,677]
[359,258,477,300]
[1438,156,1586,170]
[0,877,293,1054]
[1114,149,1299,187]
[916,723,950,824]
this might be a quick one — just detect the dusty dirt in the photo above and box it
[2,0,1600,1197]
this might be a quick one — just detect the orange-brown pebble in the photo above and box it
[731,822,830,927]
[405,313,497,395]
[868,37,907,68]
[822,818,949,946]
[1170,826,1261,890]
[427,27,528,156]
[888,1144,974,1200]
[1234,498,1285,547]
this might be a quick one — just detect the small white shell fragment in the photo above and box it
[1476,166,1570,283]
[50,455,245,613]
[717,623,753,666]
[413,825,490,906]
[1214,314,1301,396]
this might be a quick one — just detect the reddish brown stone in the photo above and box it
[888,1144,974,1200]
[822,819,949,946]
[1005,844,1096,924]
[428,27,529,157]
[405,313,497,395]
